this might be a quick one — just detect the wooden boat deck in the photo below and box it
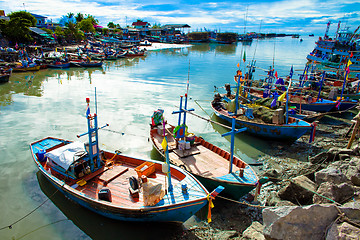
[151,126,242,179]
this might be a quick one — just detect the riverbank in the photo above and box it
[172,111,360,239]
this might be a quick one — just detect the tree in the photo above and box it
[78,18,95,33]
[8,11,36,26]
[107,22,115,28]
[0,11,36,43]
[84,14,98,25]
[75,13,84,24]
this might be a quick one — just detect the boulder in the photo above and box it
[278,175,316,205]
[275,200,297,207]
[326,222,360,240]
[314,167,348,185]
[313,182,354,204]
[263,205,338,240]
[265,191,282,206]
[213,230,237,240]
[242,221,265,240]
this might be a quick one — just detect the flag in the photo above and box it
[350,52,353,58]
[243,51,246,62]
[275,71,278,79]
[15,42,18,49]
[271,98,277,108]
[85,103,90,117]
[289,65,294,78]
[347,59,352,68]
[161,137,167,150]
[277,91,287,102]
[237,62,240,68]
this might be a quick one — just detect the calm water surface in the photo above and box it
[0,37,315,240]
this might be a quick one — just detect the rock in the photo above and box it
[263,205,338,240]
[275,200,297,207]
[315,167,348,185]
[213,230,237,240]
[278,175,316,205]
[351,173,360,186]
[313,182,354,204]
[338,153,351,161]
[342,200,360,209]
[326,222,360,240]
[242,221,265,240]
[265,191,282,206]
[310,151,328,164]
[263,169,281,182]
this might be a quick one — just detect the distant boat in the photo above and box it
[306,21,360,71]
[30,97,221,223]
[48,62,70,69]
[0,68,11,83]
[309,34,314,37]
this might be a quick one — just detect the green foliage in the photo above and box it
[8,11,36,26]
[41,27,53,35]
[107,22,115,28]
[75,13,84,24]
[102,28,109,35]
[152,23,161,29]
[84,14,98,25]
[0,11,36,43]
[216,32,238,42]
[187,32,209,40]
[78,18,95,33]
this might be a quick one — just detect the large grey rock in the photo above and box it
[315,167,348,185]
[263,205,338,240]
[351,173,360,186]
[263,204,360,240]
[313,182,354,204]
[326,222,360,240]
[213,230,237,240]
[242,221,265,240]
[278,175,316,205]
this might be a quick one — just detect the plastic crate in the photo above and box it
[135,162,155,178]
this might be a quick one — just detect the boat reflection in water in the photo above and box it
[36,171,191,240]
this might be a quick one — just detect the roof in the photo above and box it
[162,24,191,29]
[0,10,5,17]
[30,13,47,19]
[132,21,150,26]
[29,27,47,35]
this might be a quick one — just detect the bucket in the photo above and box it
[38,149,46,162]
[186,134,195,144]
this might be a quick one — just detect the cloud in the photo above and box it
[2,0,360,34]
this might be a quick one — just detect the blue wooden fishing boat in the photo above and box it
[30,97,221,223]
[150,94,267,200]
[213,75,313,141]
[70,60,103,68]
[48,62,71,69]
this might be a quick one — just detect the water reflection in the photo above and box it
[209,113,269,165]
[189,43,236,55]
[36,171,189,240]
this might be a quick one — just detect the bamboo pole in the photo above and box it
[347,112,360,149]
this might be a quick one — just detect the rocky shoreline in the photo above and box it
[173,110,360,239]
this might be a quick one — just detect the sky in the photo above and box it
[2,0,360,35]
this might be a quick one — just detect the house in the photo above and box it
[131,21,151,29]
[30,13,47,27]
[0,10,10,21]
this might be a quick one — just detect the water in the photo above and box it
[0,37,315,240]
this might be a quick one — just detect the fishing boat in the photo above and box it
[306,21,360,71]
[125,49,146,57]
[48,61,71,69]
[12,64,40,72]
[213,72,313,141]
[70,60,103,68]
[30,97,221,223]
[150,95,267,200]
[0,68,11,83]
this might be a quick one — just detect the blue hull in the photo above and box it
[48,63,71,69]
[212,103,312,141]
[291,101,336,113]
[30,137,210,223]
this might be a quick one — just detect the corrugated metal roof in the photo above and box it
[162,24,190,28]
[29,27,48,35]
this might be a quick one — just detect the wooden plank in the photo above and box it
[99,165,129,184]
[173,146,201,158]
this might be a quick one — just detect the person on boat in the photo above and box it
[234,70,243,83]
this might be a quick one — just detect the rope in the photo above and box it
[194,99,211,117]
[181,108,237,131]
[0,187,61,231]
[217,195,266,208]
